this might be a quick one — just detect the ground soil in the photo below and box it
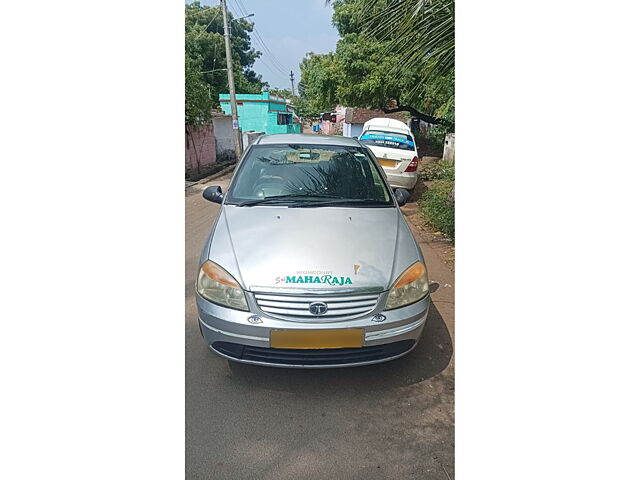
[185,160,236,182]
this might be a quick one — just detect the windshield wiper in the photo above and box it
[295,198,392,208]
[235,194,341,207]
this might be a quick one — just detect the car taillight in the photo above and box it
[404,156,419,172]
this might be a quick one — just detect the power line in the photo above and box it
[252,28,288,74]
[254,57,286,80]
[232,0,250,18]
[194,7,221,39]
[232,0,288,76]
[229,0,290,78]
[225,0,239,17]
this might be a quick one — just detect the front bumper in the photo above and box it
[196,292,430,368]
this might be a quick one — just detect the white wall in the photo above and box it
[242,131,263,150]
[443,133,455,163]
[343,123,364,138]
[212,116,235,161]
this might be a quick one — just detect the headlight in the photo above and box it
[384,262,429,310]
[197,260,248,311]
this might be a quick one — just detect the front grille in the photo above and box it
[253,292,380,321]
[212,340,415,366]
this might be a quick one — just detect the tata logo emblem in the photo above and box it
[309,302,328,315]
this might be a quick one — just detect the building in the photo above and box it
[342,108,408,138]
[318,106,346,135]
[218,92,301,135]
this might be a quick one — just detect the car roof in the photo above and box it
[254,133,362,147]
[362,117,411,134]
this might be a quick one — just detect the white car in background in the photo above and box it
[359,118,419,190]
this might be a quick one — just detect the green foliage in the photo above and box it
[305,0,454,129]
[358,0,454,95]
[422,159,455,182]
[269,88,293,99]
[185,2,266,124]
[299,52,340,112]
[291,96,320,122]
[185,56,212,124]
[419,179,455,238]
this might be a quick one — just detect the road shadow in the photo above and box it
[226,303,453,395]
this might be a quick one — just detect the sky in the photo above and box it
[198,0,340,90]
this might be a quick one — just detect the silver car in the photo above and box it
[196,134,431,368]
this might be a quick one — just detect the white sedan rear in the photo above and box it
[359,118,419,190]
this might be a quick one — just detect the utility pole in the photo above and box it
[289,70,296,97]
[221,0,243,160]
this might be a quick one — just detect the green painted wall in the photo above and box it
[219,92,301,135]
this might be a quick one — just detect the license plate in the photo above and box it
[378,159,397,168]
[270,328,364,349]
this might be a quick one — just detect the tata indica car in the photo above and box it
[359,118,419,190]
[196,134,430,368]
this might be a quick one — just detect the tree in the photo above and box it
[307,0,454,129]
[268,88,293,99]
[185,55,212,124]
[298,52,340,113]
[356,0,454,87]
[185,2,267,124]
[291,96,320,123]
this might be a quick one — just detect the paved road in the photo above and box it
[186,174,455,479]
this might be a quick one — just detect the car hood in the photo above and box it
[207,205,419,292]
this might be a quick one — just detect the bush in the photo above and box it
[419,179,455,238]
[415,125,452,157]
[426,128,445,154]
[422,159,455,181]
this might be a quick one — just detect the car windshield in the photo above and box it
[359,130,415,151]
[225,143,393,207]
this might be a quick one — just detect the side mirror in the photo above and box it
[394,188,411,207]
[203,185,224,204]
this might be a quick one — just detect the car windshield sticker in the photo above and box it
[275,270,353,286]
[360,133,415,148]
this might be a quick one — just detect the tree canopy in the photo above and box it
[185,2,267,124]
[301,0,454,129]
[268,88,293,99]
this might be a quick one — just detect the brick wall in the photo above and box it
[185,124,216,173]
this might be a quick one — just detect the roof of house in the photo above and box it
[344,107,407,124]
[254,133,361,147]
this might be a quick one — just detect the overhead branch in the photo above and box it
[382,101,453,128]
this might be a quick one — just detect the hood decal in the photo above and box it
[275,272,353,286]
